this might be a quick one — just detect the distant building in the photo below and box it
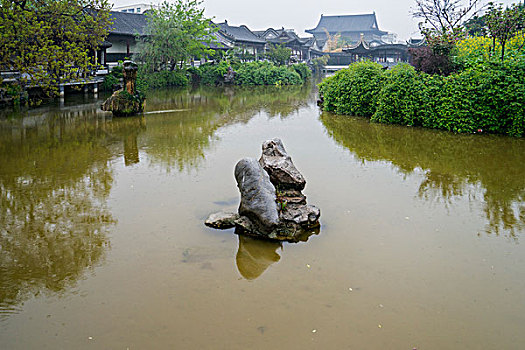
[255,28,323,61]
[306,13,388,49]
[113,3,153,14]
[341,35,409,67]
[105,11,147,63]
[215,21,267,59]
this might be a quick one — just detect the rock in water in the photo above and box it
[259,138,306,191]
[234,158,280,234]
[205,211,240,229]
[280,204,321,229]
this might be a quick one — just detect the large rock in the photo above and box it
[101,89,145,117]
[259,138,306,191]
[235,158,280,234]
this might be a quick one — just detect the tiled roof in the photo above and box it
[216,22,266,44]
[108,11,148,35]
[306,13,387,35]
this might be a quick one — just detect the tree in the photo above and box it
[486,2,525,60]
[0,0,112,96]
[464,14,488,36]
[412,0,485,36]
[135,0,216,72]
[410,0,484,75]
[266,44,291,66]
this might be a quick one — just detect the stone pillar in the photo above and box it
[123,60,138,94]
[59,85,65,97]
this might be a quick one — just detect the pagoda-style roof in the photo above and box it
[108,11,148,36]
[216,21,266,44]
[306,13,388,35]
[407,37,427,47]
[343,37,408,55]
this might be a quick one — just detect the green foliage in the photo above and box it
[318,61,384,117]
[319,60,525,137]
[136,67,189,90]
[372,64,425,126]
[190,61,231,85]
[192,61,307,86]
[0,0,112,96]
[266,44,292,66]
[135,0,216,72]
[311,55,329,72]
[485,2,525,61]
[234,61,302,86]
[290,63,311,81]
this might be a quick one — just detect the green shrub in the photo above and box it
[136,68,189,90]
[311,55,329,72]
[319,60,525,137]
[291,63,312,81]
[319,61,384,117]
[372,64,425,126]
[193,61,230,85]
[234,61,302,85]
[435,61,525,135]
[102,65,124,91]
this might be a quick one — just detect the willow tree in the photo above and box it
[135,0,217,72]
[0,0,112,96]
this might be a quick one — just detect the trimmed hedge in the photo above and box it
[319,61,525,137]
[318,61,384,117]
[193,61,307,86]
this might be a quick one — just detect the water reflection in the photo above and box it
[0,108,116,318]
[103,116,146,166]
[236,236,282,280]
[142,85,311,172]
[235,227,320,280]
[321,112,525,238]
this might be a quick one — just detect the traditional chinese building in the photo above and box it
[255,28,323,61]
[341,35,409,67]
[215,21,267,59]
[306,13,388,50]
[105,11,147,64]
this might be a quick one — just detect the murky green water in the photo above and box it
[1,83,524,349]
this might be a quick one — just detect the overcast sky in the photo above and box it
[110,0,519,40]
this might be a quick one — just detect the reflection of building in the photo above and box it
[306,13,388,50]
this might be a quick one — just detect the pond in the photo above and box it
[1,83,524,349]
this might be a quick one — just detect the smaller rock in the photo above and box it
[259,138,306,191]
[280,204,321,229]
[205,211,240,229]
[234,216,256,234]
[277,189,307,205]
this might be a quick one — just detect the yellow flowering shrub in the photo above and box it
[455,31,525,66]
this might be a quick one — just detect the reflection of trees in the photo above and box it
[142,85,311,172]
[321,113,525,238]
[0,110,117,317]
